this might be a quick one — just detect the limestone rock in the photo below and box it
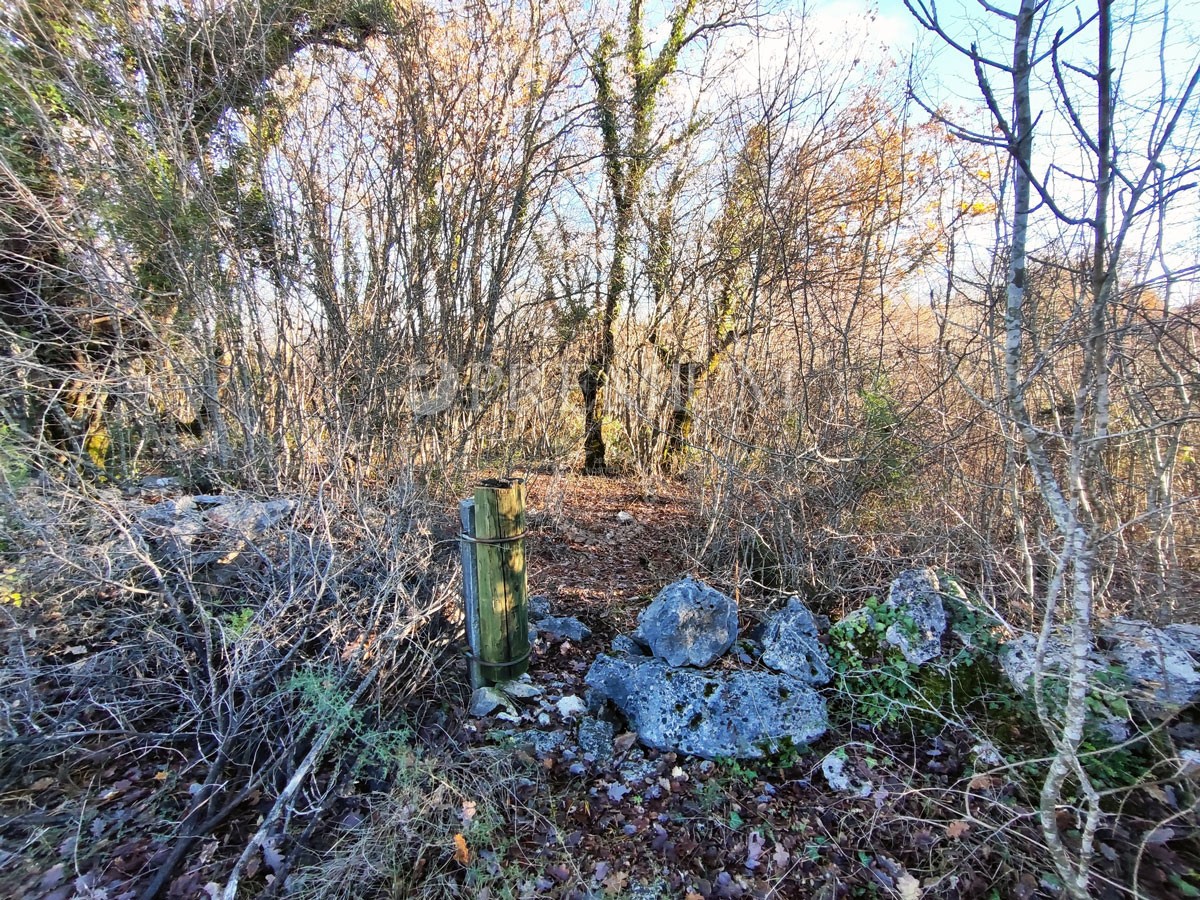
[633,577,738,668]
[577,716,616,761]
[137,494,295,565]
[469,687,507,717]
[760,597,831,685]
[820,752,871,796]
[206,498,295,535]
[1165,623,1200,661]
[1000,633,1102,695]
[556,694,587,718]
[884,568,949,665]
[496,678,542,699]
[585,654,827,759]
[528,595,551,622]
[1000,633,1131,739]
[1102,618,1200,712]
[536,615,591,642]
[611,634,649,656]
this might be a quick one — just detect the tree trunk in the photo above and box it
[579,362,606,472]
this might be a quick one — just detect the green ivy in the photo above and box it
[826,583,1006,728]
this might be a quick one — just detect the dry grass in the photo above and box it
[0,473,463,898]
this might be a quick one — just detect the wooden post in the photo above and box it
[459,499,484,690]
[472,478,529,683]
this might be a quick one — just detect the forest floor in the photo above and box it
[1,474,1196,899]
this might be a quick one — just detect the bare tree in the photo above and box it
[581,0,740,472]
[906,0,1200,893]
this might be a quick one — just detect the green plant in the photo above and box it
[0,566,23,607]
[223,607,255,638]
[716,756,758,787]
[0,426,31,490]
[286,665,412,777]
[856,376,919,493]
[826,590,1005,728]
[694,776,725,812]
[763,736,810,770]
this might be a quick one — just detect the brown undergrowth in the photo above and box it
[1,473,1196,899]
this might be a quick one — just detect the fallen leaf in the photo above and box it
[946,819,970,839]
[602,869,629,894]
[772,843,790,872]
[968,774,997,791]
[607,782,630,802]
[897,872,922,900]
[745,831,766,870]
[262,838,285,874]
[39,864,66,892]
[453,832,470,865]
[462,800,477,824]
[614,732,638,752]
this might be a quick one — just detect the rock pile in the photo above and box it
[479,569,1200,765]
[137,493,296,566]
[586,578,830,759]
[1002,617,1200,718]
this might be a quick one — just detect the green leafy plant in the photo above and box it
[0,425,31,490]
[826,587,1006,728]
[223,607,255,638]
[856,376,919,493]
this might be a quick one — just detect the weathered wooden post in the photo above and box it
[459,478,529,685]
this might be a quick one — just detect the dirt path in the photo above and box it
[524,474,700,637]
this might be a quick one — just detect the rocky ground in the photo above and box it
[1,474,1198,899]
[446,476,1200,900]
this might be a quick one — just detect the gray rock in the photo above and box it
[1001,633,1102,694]
[1181,749,1200,775]
[496,678,542,699]
[1165,623,1200,661]
[884,568,949,665]
[577,716,616,760]
[820,752,871,796]
[556,694,587,718]
[536,615,591,642]
[633,577,738,668]
[760,597,831,685]
[139,496,199,528]
[585,653,827,759]
[1102,618,1200,712]
[469,687,507,717]
[611,634,649,656]
[141,476,182,491]
[529,595,551,622]
[137,497,213,561]
[205,498,295,535]
[1000,633,1132,740]
[138,495,295,565]
[617,750,660,784]
[525,729,566,758]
